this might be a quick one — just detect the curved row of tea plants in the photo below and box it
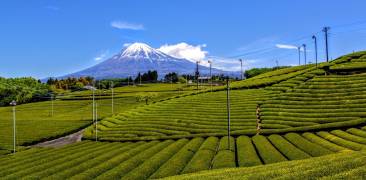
[1,126,366,179]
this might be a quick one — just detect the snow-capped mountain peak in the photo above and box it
[120,42,167,59]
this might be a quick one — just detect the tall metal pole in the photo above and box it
[51,94,54,117]
[196,61,199,90]
[298,46,301,65]
[275,60,279,68]
[208,60,212,92]
[92,89,95,128]
[239,59,243,80]
[111,81,114,115]
[323,27,330,62]
[303,44,307,65]
[10,100,16,154]
[226,78,231,149]
[95,102,98,142]
[312,35,318,67]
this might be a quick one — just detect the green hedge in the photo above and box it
[302,132,348,152]
[252,135,287,164]
[95,140,173,179]
[71,141,157,179]
[331,130,366,145]
[317,131,366,151]
[150,138,205,179]
[211,136,236,169]
[236,136,262,167]
[181,137,219,174]
[122,139,188,179]
[268,134,311,160]
[284,133,332,157]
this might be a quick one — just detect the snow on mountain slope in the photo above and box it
[63,43,237,79]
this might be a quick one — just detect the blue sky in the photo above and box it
[1,0,366,78]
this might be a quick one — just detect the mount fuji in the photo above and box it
[64,43,235,79]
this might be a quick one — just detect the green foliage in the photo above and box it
[236,136,262,167]
[182,137,219,174]
[150,137,204,179]
[211,136,236,169]
[136,92,158,105]
[95,140,173,179]
[317,131,366,151]
[166,151,366,180]
[71,141,156,179]
[252,135,287,164]
[123,139,188,179]
[268,134,311,160]
[302,132,348,152]
[284,133,333,156]
[244,66,290,79]
[165,72,179,83]
[0,77,49,106]
[47,76,94,90]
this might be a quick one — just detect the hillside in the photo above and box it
[165,150,366,179]
[0,51,366,179]
[84,51,366,142]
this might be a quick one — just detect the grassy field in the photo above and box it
[165,150,366,180]
[0,83,203,149]
[0,126,365,179]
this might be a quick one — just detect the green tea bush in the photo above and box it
[236,136,262,167]
[284,133,332,156]
[268,134,311,160]
[252,135,287,164]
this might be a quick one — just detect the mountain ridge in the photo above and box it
[60,42,238,79]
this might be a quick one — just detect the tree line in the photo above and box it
[0,77,50,106]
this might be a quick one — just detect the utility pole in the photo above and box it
[239,59,243,80]
[323,27,330,62]
[92,88,95,126]
[226,78,231,150]
[195,61,199,90]
[208,60,212,92]
[95,102,98,142]
[298,46,301,65]
[51,94,54,117]
[127,76,130,86]
[303,44,307,65]
[85,85,96,140]
[312,35,318,67]
[275,60,279,69]
[111,81,114,115]
[10,100,16,154]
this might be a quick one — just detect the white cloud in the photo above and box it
[275,44,298,50]
[157,42,259,71]
[110,21,144,30]
[207,56,258,71]
[94,50,109,61]
[123,43,132,47]
[158,43,208,65]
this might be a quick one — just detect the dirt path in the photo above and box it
[32,130,84,148]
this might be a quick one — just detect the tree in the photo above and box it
[165,72,179,83]
[136,92,157,105]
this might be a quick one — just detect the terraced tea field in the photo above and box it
[84,56,366,141]
[1,51,366,179]
[0,84,196,149]
[0,125,365,179]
